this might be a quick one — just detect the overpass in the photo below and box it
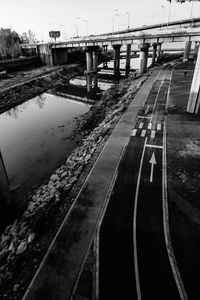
[22,26,200,115]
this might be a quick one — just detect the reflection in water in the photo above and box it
[0,93,91,191]
[5,94,47,120]
[33,94,46,109]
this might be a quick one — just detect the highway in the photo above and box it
[98,65,183,299]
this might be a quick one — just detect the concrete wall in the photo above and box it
[37,44,53,66]
[52,48,68,65]
[0,57,38,72]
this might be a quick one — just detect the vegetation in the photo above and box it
[0,28,22,60]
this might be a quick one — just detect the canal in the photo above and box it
[0,55,152,204]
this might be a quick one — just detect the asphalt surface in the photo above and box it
[167,59,200,300]
[99,65,180,299]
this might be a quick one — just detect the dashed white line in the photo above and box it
[146,144,163,149]
[141,129,146,137]
[139,123,144,129]
[132,129,137,136]
[148,123,152,130]
[157,124,162,130]
[151,130,156,139]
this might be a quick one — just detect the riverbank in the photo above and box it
[0,66,152,298]
[0,64,82,115]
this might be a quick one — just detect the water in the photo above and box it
[98,57,152,74]
[0,56,149,194]
[0,93,91,192]
[69,77,113,90]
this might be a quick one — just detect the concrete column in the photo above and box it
[139,43,149,74]
[93,50,98,90]
[86,51,93,72]
[86,50,93,93]
[183,41,191,62]
[0,151,9,211]
[194,42,199,55]
[151,43,157,66]
[113,45,121,78]
[103,45,108,68]
[187,46,200,114]
[157,43,162,59]
[125,44,131,78]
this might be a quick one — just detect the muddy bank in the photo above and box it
[0,65,83,115]
[0,68,151,298]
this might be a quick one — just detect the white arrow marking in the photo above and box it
[149,152,157,183]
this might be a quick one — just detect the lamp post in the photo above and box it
[167,0,172,29]
[83,19,89,36]
[161,5,166,29]
[112,9,119,33]
[50,23,55,41]
[60,25,66,40]
[190,1,194,19]
[115,13,120,32]
[75,17,81,37]
[126,12,130,29]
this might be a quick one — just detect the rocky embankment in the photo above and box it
[0,65,82,114]
[0,70,151,299]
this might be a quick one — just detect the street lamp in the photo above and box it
[60,25,66,40]
[161,5,166,29]
[126,12,130,29]
[167,0,172,29]
[190,1,194,19]
[115,13,120,32]
[83,19,89,36]
[112,9,119,33]
[75,17,81,37]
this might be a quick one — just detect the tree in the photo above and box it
[0,29,22,60]
[21,30,37,44]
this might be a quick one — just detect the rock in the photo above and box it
[13,284,20,292]
[28,233,35,243]
[16,241,28,255]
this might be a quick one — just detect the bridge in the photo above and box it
[22,21,200,115]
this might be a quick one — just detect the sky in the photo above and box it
[0,0,200,41]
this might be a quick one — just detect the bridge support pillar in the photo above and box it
[151,43,157,66]
[86,50,93,94]
[0,151,10,215]
[103,45,108,68]
[93,50,98,90]
[85,47,99,95]
[139,43,149,74]
[183,41,191,62]
[113,44,121,78]
[187,46,200,114]
[157,43,162,60]
[125,44,131,78]
[194,42,199,55]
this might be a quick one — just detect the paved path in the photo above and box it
[99,65,181,299]
[23,68,163,299]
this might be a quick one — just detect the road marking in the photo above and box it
[94,130,132,300]
[157,124,162,130]
[149,152,157,183]
[150,67,169,122]
[148,122,152,130]
[145,105,150,115]
[132,129,137,136]
[151,130,156,139]
[139,122,144,129]
[141,129,146,137]
[146,144,163,149]
[163,82,188,300]
[133,137,147,300]
[138,116,151,119]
